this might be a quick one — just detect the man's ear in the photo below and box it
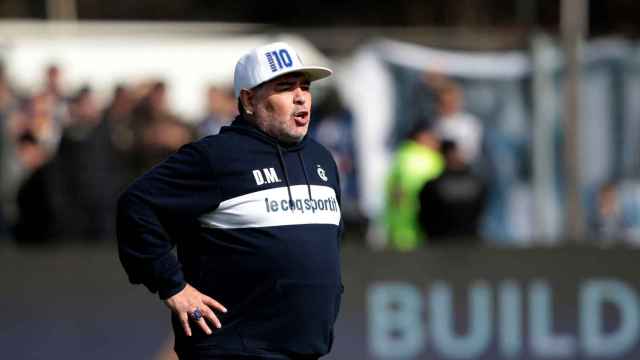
[240,89,254,115]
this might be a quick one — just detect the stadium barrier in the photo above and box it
[2,245,639,359]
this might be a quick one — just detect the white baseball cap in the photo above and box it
[233,41,332,98]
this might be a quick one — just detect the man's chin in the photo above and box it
[281,130,306,144]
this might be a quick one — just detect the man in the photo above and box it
[433,80,483,166]
[117,42,343,359]
[383,122,444,251]
[197,86,237,137]
[418,140,487,242]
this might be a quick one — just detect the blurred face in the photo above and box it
[113,87,134,115]
[47,66,60,85]
[598,185,618,216]
[438,88,463,116]
[242,73,312,143]
[150,85,167,112]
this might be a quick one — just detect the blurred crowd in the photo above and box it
[0,64,240,244]
[1,62,637,248]
[0,63,359,246]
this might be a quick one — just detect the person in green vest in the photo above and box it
[384,122,444,251]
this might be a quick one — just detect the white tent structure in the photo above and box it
[0,21,333,120]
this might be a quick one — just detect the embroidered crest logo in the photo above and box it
[317,165,328,182]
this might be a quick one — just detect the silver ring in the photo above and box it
[190,307,203,321]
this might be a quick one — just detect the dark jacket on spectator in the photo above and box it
[418,166,487,243]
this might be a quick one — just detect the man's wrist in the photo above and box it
[159,281,187,300]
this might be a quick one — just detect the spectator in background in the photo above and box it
[433,78,483,166]
[2,94,61,219]
[101,85,136,157]
[41,64,70,129]
[0,63,19,238]
[197,86,236,137]
[26,93,62,155]
[63,86,102,139]
[13,132,55,243]
[91,85,138,240]
[418,140,488,243]
[139,113,193,171]
[384,122,444,251]
[43,64,64,100]
[132,80,170,127]
[49,85,105,241]
[0,63,18,115]
[590,181,640,245]
[131,81,194,174]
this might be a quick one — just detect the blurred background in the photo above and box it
[2,0,640,359]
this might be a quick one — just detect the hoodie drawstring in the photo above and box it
[276,145,295,211]
[297,152,314,200]
[276,145,314,212]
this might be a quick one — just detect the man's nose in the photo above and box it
[293,87,306,105]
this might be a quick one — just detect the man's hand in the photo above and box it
[164,283,227,337]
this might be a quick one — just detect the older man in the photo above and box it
[117,42,343,359]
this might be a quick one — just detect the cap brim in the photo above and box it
[255,66,333,90]
[295,66,333,82]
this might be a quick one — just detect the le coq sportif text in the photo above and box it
[264,196,339,214]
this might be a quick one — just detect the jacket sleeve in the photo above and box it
[117,142,220,299]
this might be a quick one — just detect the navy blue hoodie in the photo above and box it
[117,116,343,358]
